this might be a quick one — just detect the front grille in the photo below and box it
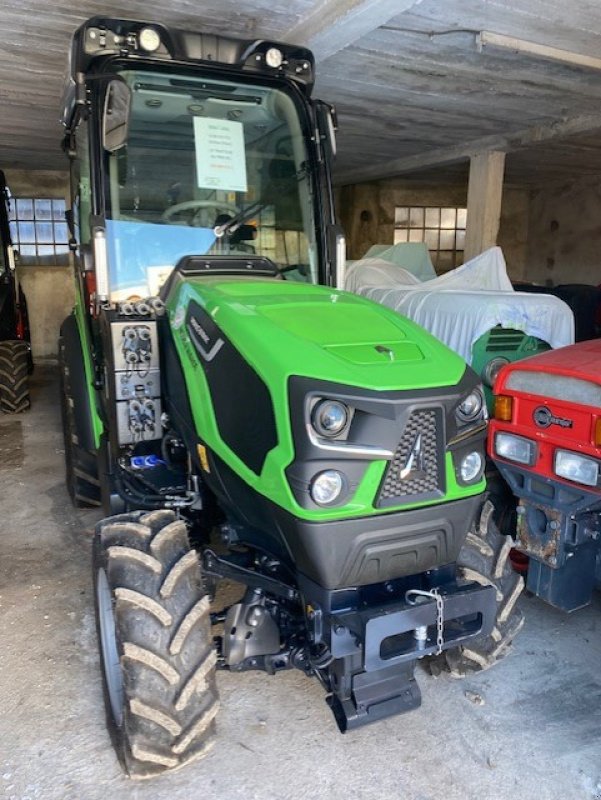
[485,326,526,353]
[376,408,444,508]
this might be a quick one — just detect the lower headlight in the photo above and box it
[554,449,599,487]
[460,451,483,482]
[310,470,344,505]
[494,432,536,466]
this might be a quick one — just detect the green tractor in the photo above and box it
[60,17,523,778]
[471,327,550,410]
[0,170,30,413]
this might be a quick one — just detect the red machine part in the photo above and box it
[15,310,25,339]
[488,339,601,490]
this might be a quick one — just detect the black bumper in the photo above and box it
[274,494,483,590]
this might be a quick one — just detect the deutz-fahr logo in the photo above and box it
[533,406,573,429]
[400,433,427,479]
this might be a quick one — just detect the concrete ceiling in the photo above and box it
[3,0,601,186]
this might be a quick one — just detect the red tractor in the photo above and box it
[489,340,601,611]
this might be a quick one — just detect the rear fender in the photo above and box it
[60,313,100,452]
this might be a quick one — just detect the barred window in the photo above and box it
[9,198,70,266]
[394,206,466,273]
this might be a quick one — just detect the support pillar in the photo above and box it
[464,151,506,262]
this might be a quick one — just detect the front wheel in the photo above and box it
[443,499,525,676]
[93,509,219,778]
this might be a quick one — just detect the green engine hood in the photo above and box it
[169,278,466,390]
[165,277,478,521]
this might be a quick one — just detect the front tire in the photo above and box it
[444,499,525,676]
[0,340,30,413]
[93,509,219,778]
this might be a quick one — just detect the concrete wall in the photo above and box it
[527,177,601,286]
[497,187,530,282]
[337,179,530,281]
[4,169,72,363]
[18,268,74,363]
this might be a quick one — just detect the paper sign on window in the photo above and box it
[194,118,248,193]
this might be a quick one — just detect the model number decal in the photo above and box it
[533,406,573,429]
[188,316,224,362]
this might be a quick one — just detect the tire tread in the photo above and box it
[93,510,218,779]
[442,499,525,677]
[0,340,30,414]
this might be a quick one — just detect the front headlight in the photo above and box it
[457,389,484,422]
[554,449,599,487]
[311,399,349,437]
[482,357,509,388]
[494,432,536,466]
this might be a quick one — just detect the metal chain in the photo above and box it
[431,588,445,655]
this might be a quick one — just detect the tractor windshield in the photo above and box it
[104,69,320,301]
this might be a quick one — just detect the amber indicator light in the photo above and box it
[594,418,601,447]
[494,395,513,421]
[197,444,211,473]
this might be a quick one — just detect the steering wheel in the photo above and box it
[161,200,240,226]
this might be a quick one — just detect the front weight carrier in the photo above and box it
[325,580,497,732]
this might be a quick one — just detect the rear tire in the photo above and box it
[0,340,30,413]
[93,509,219,778]
[443,499,525,677]
[59,336,101,507]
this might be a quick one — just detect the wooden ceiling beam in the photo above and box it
[334,111,601,184]
[284,0,419,61]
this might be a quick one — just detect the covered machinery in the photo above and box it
[345,245,574,408]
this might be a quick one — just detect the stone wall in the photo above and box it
[527,177,601,286]
[337,179,530,281]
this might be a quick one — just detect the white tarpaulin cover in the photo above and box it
[362,242,437,282]
[345,246,575,363]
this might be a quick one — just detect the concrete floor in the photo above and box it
[1,367,601,800]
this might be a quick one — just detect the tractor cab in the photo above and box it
[61,17,342,308]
